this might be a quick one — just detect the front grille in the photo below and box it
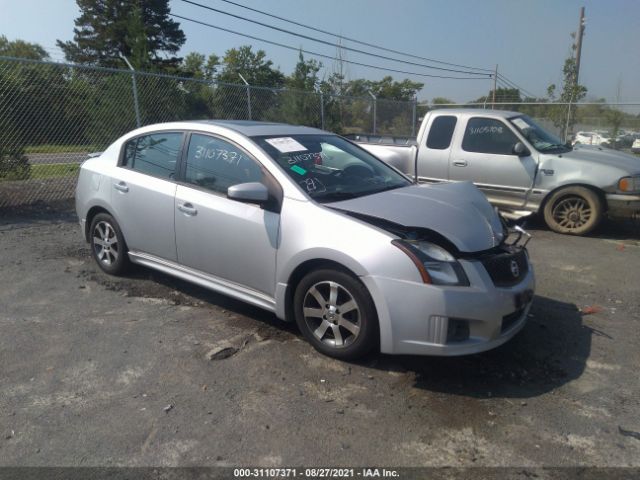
[480,248,529,287]
[501,308,525,333]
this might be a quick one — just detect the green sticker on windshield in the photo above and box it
[291,165,307,175]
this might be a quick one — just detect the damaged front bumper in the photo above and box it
[364,227,535,356]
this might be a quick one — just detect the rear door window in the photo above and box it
[122,132,183,179]
[184,133,263,194]
[426,115,457,149]
[462,117,519,155]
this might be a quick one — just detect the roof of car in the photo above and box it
[429,108,522,118]
[186,120,327,136]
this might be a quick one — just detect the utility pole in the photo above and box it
[565,7,586,141]
[491,64,498,109]
[574,7,586,85]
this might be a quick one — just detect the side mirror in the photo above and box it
[513,142,530,157]
[227,182,269,203]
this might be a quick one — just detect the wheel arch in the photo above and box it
[538,183,607,214]
[84,205,112,242]
[283,258,370,324]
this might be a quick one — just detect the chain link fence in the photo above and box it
[0,56,418,207]
[1,55,639,208]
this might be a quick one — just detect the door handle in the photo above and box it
[177,202,198,216]
[114,181,129,193]
[453,160,468,167]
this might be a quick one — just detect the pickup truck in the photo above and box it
[349,109,640,235]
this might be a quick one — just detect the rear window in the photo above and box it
[426,115,457,150]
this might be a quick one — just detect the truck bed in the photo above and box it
[345,134,417,177]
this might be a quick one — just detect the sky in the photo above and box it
[1,0,639,103]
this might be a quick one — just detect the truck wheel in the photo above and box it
[294,269,378,360]
[543,186,603,235]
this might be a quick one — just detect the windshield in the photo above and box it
[509,115,571,153]
[252,134,411,202]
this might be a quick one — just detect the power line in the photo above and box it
[178,0,491,77]
[497,73,539,99]
[211,0,493,74]
[170,13,491,80]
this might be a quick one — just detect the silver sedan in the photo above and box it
[76,121,535,359]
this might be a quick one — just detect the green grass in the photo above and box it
[29,162,80,179]
[24,144,102,154]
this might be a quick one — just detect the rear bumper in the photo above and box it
[606,194,640,219]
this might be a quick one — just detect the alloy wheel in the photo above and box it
[302,281,361,348]
[552,196,592,230]
[92,220,119,266]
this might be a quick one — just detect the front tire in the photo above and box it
[294,269,378,360]
[89,213,129,275]
[543,186,603,235]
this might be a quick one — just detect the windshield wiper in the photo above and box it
[314,191,360,202]
[539,143,571,152]
[366,184,405,195]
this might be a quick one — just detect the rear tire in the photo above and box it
[89,213,129,275]
[294,269,378,360]
[543,186,603,235]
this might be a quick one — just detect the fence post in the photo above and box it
[119,53,141,128]
[368,91,377,134]
[320,93,325,130]
[238,73,252,120]
[411,97,417,137]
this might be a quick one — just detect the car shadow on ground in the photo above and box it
[106,258,594,401]
[363,295,595,399]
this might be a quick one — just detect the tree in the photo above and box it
[368,77,423,101]
[214,46,284,120]
[472,88,522,106]
[546,32,588,138]
[0,37,52,179]
[57,0,186,70]
[277,52,323,126]
[181,52,220,81]
[216,46,284,87]
[0,35,48,60]
[432,97,455,105]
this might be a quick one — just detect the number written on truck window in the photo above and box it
[462,118,519,155]
[426,115,457,150]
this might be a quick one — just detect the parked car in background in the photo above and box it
[76,121,535,360]
[632,138,640,154]
[572,131,611,146]
[350,109,640,235]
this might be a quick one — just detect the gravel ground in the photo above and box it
[0,204,639,468]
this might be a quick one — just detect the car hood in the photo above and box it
[327,182,504,252]
[561,145,640,172]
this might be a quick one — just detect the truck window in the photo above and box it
[462,118,518,155]
[426,115,457,149]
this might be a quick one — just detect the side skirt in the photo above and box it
[128,251,277,313]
